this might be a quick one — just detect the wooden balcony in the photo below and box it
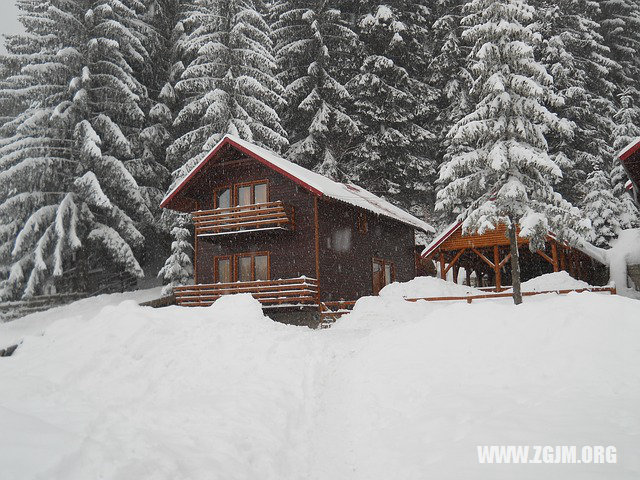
[193,201,294,237]
[173,277,318,307]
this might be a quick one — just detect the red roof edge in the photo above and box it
[619,139,640,162]
[160,136,323,210]
[421,221,463,259]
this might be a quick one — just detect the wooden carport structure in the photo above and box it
[421,222,607,291]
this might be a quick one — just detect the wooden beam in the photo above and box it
[559,246,566,271]
[439,250,446,280]
[472,248,495,268]
[453,265,460,284]
[493,245,501,291]
[466,268,471,287]
[193,227,199,284]
[443,248,467,275]
[498,253,511,268]
[551,241,559,272]
[536,249,554,265]
[314,196,320,298]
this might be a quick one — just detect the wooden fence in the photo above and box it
[317,286,617,322]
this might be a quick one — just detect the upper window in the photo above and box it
[214,180,268,209]
[215,187,231,209]
[235,180,268,206]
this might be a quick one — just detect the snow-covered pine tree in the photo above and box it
[610,88,640,228]
[273,0,359,179]
[129,0,180,220]
[582,169,625,247]
[158,220,193,294]
[159,0,287,291]
[0,0,155,299]
[437,0,589,304]
[346,2,436,211]
[600,0,640,226]
[428,0,471,148]
[532,0,618,205]
[153,4,195,291]
[169,0,287,183]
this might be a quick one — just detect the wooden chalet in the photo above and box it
[160,134,434,315]
[618,137,640,207]
[421,222,608,291]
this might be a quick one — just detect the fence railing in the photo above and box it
[174,277,318,307]
[192,201,295,236]
[317,286,617,322]
[404,286,617,304]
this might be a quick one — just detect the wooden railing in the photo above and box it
[193,201,294,236]
[174,277,318,307]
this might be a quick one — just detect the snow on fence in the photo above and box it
[318,286,617,322]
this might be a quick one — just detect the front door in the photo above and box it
[372,258,395,295]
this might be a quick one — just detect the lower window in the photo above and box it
[373,258,395,295]
[214,252,270,283]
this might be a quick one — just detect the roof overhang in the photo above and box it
[160,135,434,233]
[422,222,607,265]
[160,136,322,211]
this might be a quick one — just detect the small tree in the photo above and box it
[158,222,193,295]
[582,170,625,247]
[437,0,589,305]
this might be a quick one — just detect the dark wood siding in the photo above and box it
[191,158,317,283]
[317,200,416,301]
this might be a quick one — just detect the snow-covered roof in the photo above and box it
[617,137,640,161]
[421,221,463,258]
[161,134,434,233]
[421,221,607,265]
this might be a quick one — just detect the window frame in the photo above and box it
[213,255,233,284]
[232,251,271,282]
[213,184,233,210]
[233,179,270,206]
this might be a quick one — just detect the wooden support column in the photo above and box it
[559,246,566,271]
[314,196,320,290]
[439,251,446,280]
[466,268,471,287]
[551,241,559,272]
[453,265,460,284]
[194,226,199,284]
[493,245,501,291]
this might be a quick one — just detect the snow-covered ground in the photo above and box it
[1,280,639,479]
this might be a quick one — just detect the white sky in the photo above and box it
[1,1,22,54]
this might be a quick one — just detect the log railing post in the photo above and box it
[493,246,501,291]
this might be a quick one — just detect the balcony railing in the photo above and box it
[193,201,294,236]
[173,277,318,307]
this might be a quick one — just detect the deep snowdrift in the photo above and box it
[1,287,639,479]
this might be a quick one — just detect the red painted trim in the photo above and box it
[421,221,463,259]
[160,136,323,210]
[619,139,640,162]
